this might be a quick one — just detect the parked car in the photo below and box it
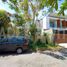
[0,36,29,54]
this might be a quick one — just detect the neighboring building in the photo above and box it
[37,13,67,43]
[49,14,67,43]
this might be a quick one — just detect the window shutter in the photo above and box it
[57,20,60,27]
[62,20,66,28]
[66,21,67,27]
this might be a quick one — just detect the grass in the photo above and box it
[47,45,62,51]
[29,38,62,52]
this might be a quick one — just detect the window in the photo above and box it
[53,30,58,34]
[65,30,67,34]
[53,30,64,34]
[59,30,63,34]
[50,20,56,28]
[57,20,60,28]
[66,21,67,27]
[62,20,66,28]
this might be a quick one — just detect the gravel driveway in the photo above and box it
[0,49,67,67]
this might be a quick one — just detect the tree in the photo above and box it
[0,10,10,37]
[2,0,67,39]
[12,14,26,35]
[58,0,67,15]
[12,14,26,26]
[29,23,37,40]
[2,0,59,39]
[2,0,59,22]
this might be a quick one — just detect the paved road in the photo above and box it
[0,49,67,67]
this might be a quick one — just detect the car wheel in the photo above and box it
[16,48,23,54]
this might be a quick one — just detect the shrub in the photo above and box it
[29,32,60,52]
[29,38,48,51]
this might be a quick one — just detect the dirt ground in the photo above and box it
[0,48,67,67]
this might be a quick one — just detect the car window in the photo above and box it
[0,37,26,45]
[7,38,17,44]
[0,38,8,45]
[0,38,8,42]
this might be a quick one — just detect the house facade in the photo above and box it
[41,14,67,43]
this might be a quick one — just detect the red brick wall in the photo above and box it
[54,34,67,43]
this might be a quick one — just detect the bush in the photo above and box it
[28,38,36,51]
[29,38,48,51]
[29,33,59,52]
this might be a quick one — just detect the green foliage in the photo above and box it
[39,0,58,10]
[29,23,37,36]
[58,0,67,15]
[12,14,26,35]
[2,0,59,23]
[0,10,10,36]
[29,38,51,51]
[13,14,26,26]
[2,0,67,16]
[8,0,20,13]
[0,10,10,22]
[18,28,25,36]
[0,10,10,28]
[29,32,57,51]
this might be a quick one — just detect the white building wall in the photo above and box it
[43,16,50,29]
[41,16,50,35]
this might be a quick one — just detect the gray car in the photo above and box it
[0,36,29,54]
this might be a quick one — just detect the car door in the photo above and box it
[5,37,18,51]
[0,38,3,50]
[0,38,8,51]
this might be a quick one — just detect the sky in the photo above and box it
[38,0,67,19]
[0,0,15,14]
[0,0,67,16]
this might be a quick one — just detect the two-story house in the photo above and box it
[42,13,67,43]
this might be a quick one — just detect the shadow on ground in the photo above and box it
[40,48,67,60]
[0,50,32,57]
[0,48,67,60]
[59,48,67,57]
[41,51,65,60]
